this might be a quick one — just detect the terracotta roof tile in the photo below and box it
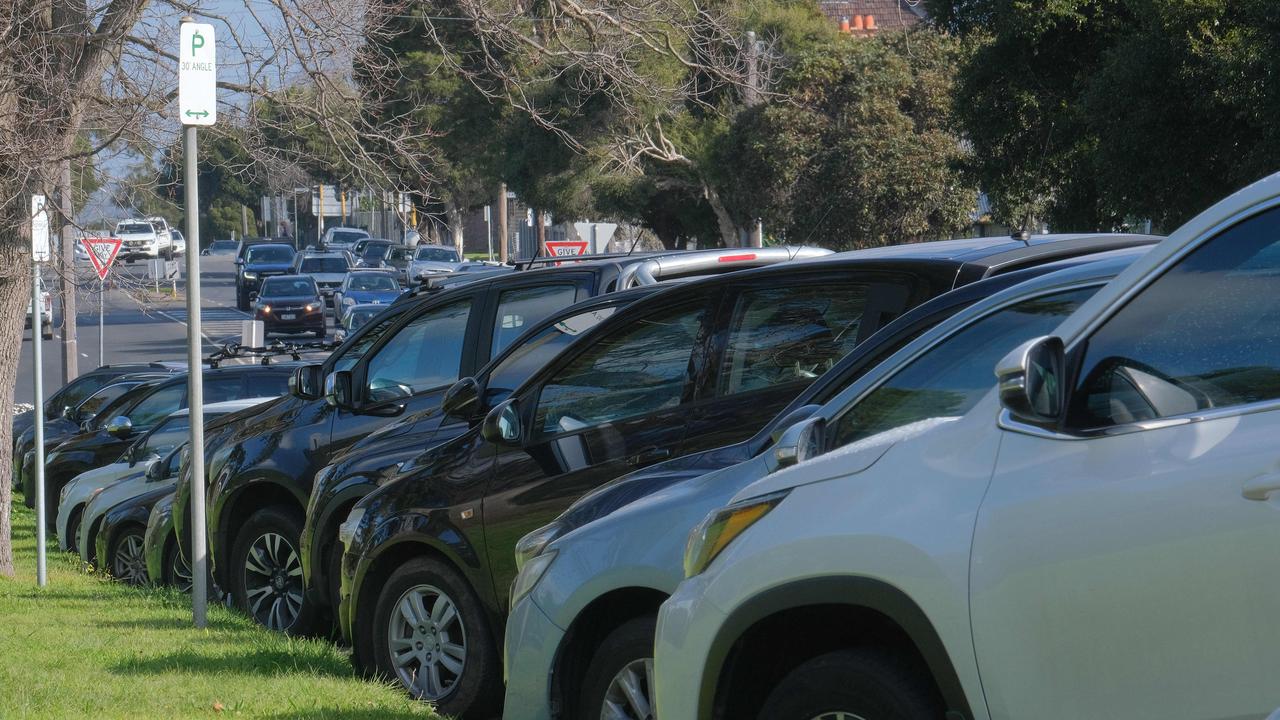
[817,0,927,31]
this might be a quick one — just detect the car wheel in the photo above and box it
[42,324,53,340]
[757,648,942,720]
[576,615,657,720]
[230,506,320,635]
[66,507,83,555]
[372,557,502,718]
[165,539,194,594]
[109,525,149,586]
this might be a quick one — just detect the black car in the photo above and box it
[31,364,294,530]
[337,232,1160,718]
[299,285,666,620]
[180,249,814,635]
[255,275,326,338]
[11,362,184,445]
[236,242,297,310]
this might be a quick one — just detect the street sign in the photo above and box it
[81,236,122,280]
[148,258,181,281]
[178,23,216,126]
[31,195,50,262]
[544,240,590,258]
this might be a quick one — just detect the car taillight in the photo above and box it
[718,253,757,263]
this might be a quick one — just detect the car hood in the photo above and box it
[116,232,156,240]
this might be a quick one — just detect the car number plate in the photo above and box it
[280,313,296,320]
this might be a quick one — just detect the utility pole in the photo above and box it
[497,184,509,264]
[58,159,77,381]
[30,194,50,587]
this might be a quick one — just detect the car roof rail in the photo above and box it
[615,246,834,289]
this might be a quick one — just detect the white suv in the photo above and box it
[115,219,171,261]
[655,171,1280,720]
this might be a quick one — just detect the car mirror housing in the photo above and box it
[767,404,822,447]
[997,335,1067,426]
[325,370,354,409]
[772,416,826,472]
[290,364,324,400]
[145,459,163,480]
[442,377,481,418]
[481,399,523,446]
[105,416,133,439]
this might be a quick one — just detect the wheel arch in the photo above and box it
[705,576,974,720]
[215,479,306,586]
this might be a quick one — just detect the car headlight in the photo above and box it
[511,550,556,606]
[305,303,317,312]
[260,305,272,314]
[338,506,366,548]
[683,490,789,578]
[514,522,564,572]
[243,272,258,280]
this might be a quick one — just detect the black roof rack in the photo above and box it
[204,339,339,368]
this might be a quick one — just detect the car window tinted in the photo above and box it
[331,231,366,244]
[348,274,399,291]
[117,223,153,234]
[491,284,579,358]
[415,247,459,262]
[388,247,411,261]
[719,283,868,397]
[55,375,112,410]
[77,383,133,417]
[261,277,317,296]
[485,305,621,405]
[363,245,391,260]
[246,374,287,398]
[536,301,705,435]
[1069,206,1280,429]
[203,377,243,405]
[247,246,294,263]
[832,286,1098,447]
[138,415,191,457]
[301,257,349,273]
[211,240,237,250]
[333,313,402,373]
[90,386,149,429]
[126,384,186,430]
[365,299,472,396]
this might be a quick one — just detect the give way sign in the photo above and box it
[81,236,122,280]
[543,240,589,258]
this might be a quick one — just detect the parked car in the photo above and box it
[652,175,1280,720]
[61,398,275,559]
[235,242,297,311]
[336,232,1157,717]
[333,271,402,321]
[30,365,294,531]
[255,275,326,338]
[292,250,351,304]
[334,304,386,342]
[169,229,186,256]
[355,239,394,268]
[95,476,180,585]
[502,249,1151,720]
[115,219,171,261]
[407,244,464,283]
[11,362,182,443]
[143,490,188,591]
[26,275,52,340]
[300,285,667,625]
[180,248,827,636]
[320,226,369,251]
[202,239,238,256]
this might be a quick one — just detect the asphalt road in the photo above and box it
[14,254,335,406]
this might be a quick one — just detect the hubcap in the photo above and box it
[113,533,148,585]
[243,532,304,631]
[171,548,193,594]
[810,714,869,720]
[600,658,654,720]
[386,584,467,700]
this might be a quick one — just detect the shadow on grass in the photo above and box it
[255,710,441,720]
[109,647,353,678]
[94,617,196,631]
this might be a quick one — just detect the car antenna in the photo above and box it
[626,231,642,256]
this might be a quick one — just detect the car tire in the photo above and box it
[165,538,194,594]
[42,323,53,340]
[109,524,149,586]
[229,506,321,635]
[757,647,943,720]
[372,557,502,719]
[66,506,83,555]
[576,614,657,720]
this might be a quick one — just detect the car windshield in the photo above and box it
[362,244,391,260]
[347,307,382,329]
[211,240,237,250]
[415,246,459,262]
[387,247,411,262]
[348,274,399,291]
[301,257,349,273]
[117,223,153,234]
[331,231,366,244]
[247,246,294,263]
[260,277,317,296]
[484,304,623,403]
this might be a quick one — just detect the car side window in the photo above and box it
[536,301,706,435]
[832,287,1098,447]
[718,283,869,397]
[125,384,186,430]
[139,416,190,458]
[246,373,287,398]
[364,299,472,398]
[491,284,579,359]
[1068,206,1280,429]
[203,378,242,405]
[333,314,401,373]
[485,305,621,405]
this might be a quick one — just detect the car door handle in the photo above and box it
[1242,473,1280,501]
[631,447,672,466]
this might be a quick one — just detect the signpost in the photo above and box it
[81,236,121,366]
[30,195,49,586]
[179,17,215,628]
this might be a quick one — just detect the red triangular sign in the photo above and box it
[543,240,589,258]
[81,236,122,280]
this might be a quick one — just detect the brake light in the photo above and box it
[718,253,757,263]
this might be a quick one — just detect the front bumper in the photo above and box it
[653,573,723,720]
[502,595,563,720]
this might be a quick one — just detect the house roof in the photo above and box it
[817,0,928,32]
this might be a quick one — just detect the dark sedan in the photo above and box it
[255,275,326,338]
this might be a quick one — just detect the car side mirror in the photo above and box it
[481,399,523,446]
[200,249,210,256]
[442,377,481,419]
[325,371,353,409]
[767,404,822,446]
[145,459,164,480]
[105,416,133,438]
[997,335,1066,426]
[772,416,825,472]
[290,364,324,400]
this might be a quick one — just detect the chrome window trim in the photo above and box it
[1000,397,1280,441]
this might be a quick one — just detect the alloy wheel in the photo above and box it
[112,533,148,585]
[600,658,654,720]
[242,531,304,630]
[386,583,467,700]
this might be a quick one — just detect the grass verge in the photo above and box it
[0,494,440,720]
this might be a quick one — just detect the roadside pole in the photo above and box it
[179,16,217,628]
[98,277,104,366]
[30,194,50,587]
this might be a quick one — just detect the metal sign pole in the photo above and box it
[98,276,104,367]
[31,259,47,586]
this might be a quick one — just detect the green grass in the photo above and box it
[0,495,440,720]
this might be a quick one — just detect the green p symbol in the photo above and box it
[192,31,204,56]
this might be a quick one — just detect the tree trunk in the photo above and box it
[497,184,509,264]
[445,200,465,258]
[703,183,741,248]
[59,159,77,383]
[0,234,32,578]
